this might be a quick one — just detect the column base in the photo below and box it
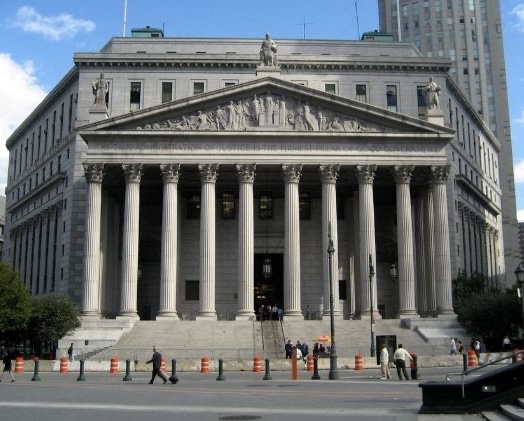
[283,311,304,320]
[322,310,344,320]
[117,313,140,320]
[437,310,457,317]
[196,312,217,320]
[398,311,420,319]
[81,312,101,319]
[235,312,256,321]
[156,312,179,320]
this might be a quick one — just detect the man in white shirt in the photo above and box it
[380,343,390,380]
[393,344,413,380]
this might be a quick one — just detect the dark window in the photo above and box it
[417,85,427,116]
[222,192,235,219]
[356,84,367,102]
[187,193,201,219]
[130,82,141,111]
[299,192,310,219]
[52,110,56,146]
[324,83,336,94]
[193,82,205,95]
[68,93,73,132]
[185,280,199,300]
[224,82,236,87]
[339,280,347,300]
[259,193,273,219]
[386,85,398,112]
[59,102,64,139]
[161,82,173,103]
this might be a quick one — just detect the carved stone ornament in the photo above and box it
[198,163,219,183]
[282,164,302,184]
[135,92,383,133]
[160,163,181,183]
[355,164,377,184]
[391,165,414,184]
[319,164,340,184]
[83,163,104,183]
[122,163,143,183]
[236,164,256,183]
[430,165,450,184]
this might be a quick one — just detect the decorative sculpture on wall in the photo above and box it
[259,33,278,67]
[136,91,381,133]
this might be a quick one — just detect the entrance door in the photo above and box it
[254,253,283,319]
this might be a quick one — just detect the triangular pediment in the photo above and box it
[79,77,454,137]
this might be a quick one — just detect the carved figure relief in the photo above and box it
[135,91,382,133]
[259,33,278,67]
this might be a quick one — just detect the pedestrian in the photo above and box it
[305,305,311,320]
[502,336,512,352]
[474,339,481,360]
[278,307,283,321]
[259,304,265,321]
[450,337,457,355]
[0,349,15,382]
[272,305,279,320]
[0,345,7,359]
[380,343,391,380]
[393,344,413,380]
[285,340,292,359]
[301,341,309,361]
[146,346,169,384]
[457,340,464,355]
[68,343,74,362]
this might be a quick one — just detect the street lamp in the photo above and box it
[327,224,339,380]
[369,254,376,358]
[389,263,397,283]
[515,263,524,340]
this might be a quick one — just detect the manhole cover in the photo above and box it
[218,416,262,421]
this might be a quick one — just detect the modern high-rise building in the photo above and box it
[378,0,519,282]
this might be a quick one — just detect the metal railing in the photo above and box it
[445,350,524,399]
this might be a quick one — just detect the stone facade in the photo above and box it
[3,34,503,321]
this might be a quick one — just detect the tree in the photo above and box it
[0,263,32,341]
[27,294,81,354]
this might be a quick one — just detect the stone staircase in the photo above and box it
[261,320,286,359]
[483,399,524,420]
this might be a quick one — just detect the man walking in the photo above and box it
[146,346,169,384]
[393,344,413,380]
[380,343,391,380]
[0,348,15,383]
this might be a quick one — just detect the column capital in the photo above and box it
[160,163,181,183]
[282,164,302,184]
[236,164,256,183]
[83,163,104,183]
[391,165,414,184]
[198,163,219,183]
[122,163,143,183]
[319,164,340,184]
[355,164,377,184]
[430,165,450,184]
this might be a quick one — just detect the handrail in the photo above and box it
[445,349,524,399]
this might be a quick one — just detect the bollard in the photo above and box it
[306,354,314,372]
[263,358,272,381]
[201,356,210,373]
[123,359,133,382]
[31,358,41,382]
[59,357,68,374]
[216,358,225,381]
[410,353,418,380]
[462,353,468,372]
[110,356,119,375]
[311,355,321,380]
[169,358,179,384]
[354,354,363,371]
[291,352,298,380]
[77,360,86,382]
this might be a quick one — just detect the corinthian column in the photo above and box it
[236,164,256,320]
[356,164,377,319]
[119,164,142,318]
[197,163,219,320]
[392,165,418,317]
[319,164,341,318]
[423,187,437,316]
[282,164,303,318]
[81,163,104,318]
[158,164,181,319]
[430,165,455,315]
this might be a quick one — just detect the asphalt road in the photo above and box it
[0,366,488,421]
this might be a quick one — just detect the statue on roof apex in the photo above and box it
[425,77,441,111]
[259,33,278,67]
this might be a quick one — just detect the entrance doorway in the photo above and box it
[254,253,283,319]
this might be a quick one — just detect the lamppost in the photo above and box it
[369,254,376,358]
[389,263,397,283]
[327,225,339,380]
[515,263,524,340]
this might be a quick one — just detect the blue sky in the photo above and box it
[1,0,524,221]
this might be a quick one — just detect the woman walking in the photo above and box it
[0,349,15,382]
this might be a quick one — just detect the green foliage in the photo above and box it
[452,270,487,310]
[28,294,81,344]
[456,290,520,338]
[0,263,32,339]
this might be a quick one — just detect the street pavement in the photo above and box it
[0,366,489,421]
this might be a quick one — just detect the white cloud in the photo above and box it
[10,6,95,41]
[512,4,524,32]
[515,159,524,184]
[0,53,47,193]
[516,109,524,125]
[518,209,524,222]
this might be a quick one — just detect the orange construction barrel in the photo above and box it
[253,355,262,373]
[110,356,119,374]
[306,354,314,372]
[160,357,166,373]
[467,350,478,367]
[15,356,24,374]
[59,357,68,374]
[355,354,363,371]
[201,356,210,373]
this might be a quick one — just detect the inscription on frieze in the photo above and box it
[135,91,385,133]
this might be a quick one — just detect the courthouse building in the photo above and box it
[3,29,503,322]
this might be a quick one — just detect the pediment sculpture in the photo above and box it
[135,92,383,133]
